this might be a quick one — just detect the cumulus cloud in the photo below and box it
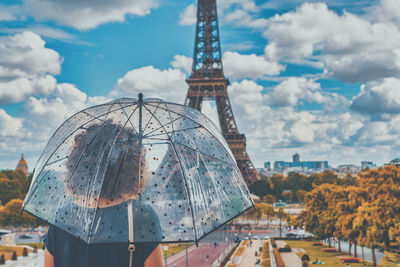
[265,77,325,107]
[263,2,400,83]
[351,78,400,115]
[371,0,400,27]
[23,0,159,30]
[170,55,192,74]
[112,66,187,103]
[0,75,57,105]
[223,9,267,28]
[179,0,264,30]
[0,109,23,137]
[223,51,284,80]
[222,77,400,167]
[179,4,196,26]
[0,31,61,79]
[0,32,62,104]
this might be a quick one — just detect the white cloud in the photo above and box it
[223,9,267,28]
[0,109,23,137]
[0,25,92,45]
[219,0,258,12]
[0,32,62,104]
[179,4,196,26]
[179,0,264,30]
[371,0,400,27]
[351,78,400,115]
[0,31,61,79]
[0,5,24,21]
[112,66,187,103]
[170,55,192,74]
[265,77,325,107]
[0,75,57,105]
[263,2,400,83]
[223,51,284,80]
[221,77,400,167]
[23,0,159,30]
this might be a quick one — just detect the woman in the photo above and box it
[44,122,164,267]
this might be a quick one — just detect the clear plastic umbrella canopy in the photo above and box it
[23,96,254,244]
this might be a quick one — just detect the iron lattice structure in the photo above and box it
[185,0,260,185]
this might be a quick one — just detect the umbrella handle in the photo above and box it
[128,244,135,267]
[128,200,135,267]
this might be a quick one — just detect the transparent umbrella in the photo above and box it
[23,94,254,247]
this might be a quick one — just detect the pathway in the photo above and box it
[276,240,302,267]
[4,249,44,267]
[167,242,230,267]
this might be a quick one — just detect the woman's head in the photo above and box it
[65,121,147,201]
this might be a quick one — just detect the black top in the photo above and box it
[45,201,162,267]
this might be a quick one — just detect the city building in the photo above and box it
[361,161,377,169]
[273,154,329,173]
[264,161,271,170]
[334,164,361,175]
[292,153,300,163]
[16,154,28,175]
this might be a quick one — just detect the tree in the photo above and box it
[249,177,271,198]
[281,190,294,202]
[263,194,276,204]
[296,190,307,203]
[0,170,31,205]
[310,171,341,186]
[0,178,21,204]
[301,184,343,246]
[335,186,367,255]
[269,174,285,199]
[0,199,42,227]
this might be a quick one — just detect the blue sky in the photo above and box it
[1,0,400,171]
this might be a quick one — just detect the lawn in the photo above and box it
[163,243,193,258]
[285,240,375,267]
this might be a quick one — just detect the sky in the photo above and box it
[0,0,400,171]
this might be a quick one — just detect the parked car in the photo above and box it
[285,232,297,237]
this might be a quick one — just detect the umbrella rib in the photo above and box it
[165,141,232,165]
[24,104,122,209]
[31,104,136,189]
[165,105,176,134]
[146,103,254,217]
[141,101,162,136]
[142,105,199,244]
[46,155,69,166]
[117,100,139,134]
[143,117,181,137]
[87,108,137,243]
[146,103,235,165]
[144,126,201,138]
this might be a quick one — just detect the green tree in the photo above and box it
[310,170,341,186]
[0,178,21,204]
[269,174,285,199]
[0,170,31,205]
[249,177,271,198]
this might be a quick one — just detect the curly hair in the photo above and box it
[65,121,147,201]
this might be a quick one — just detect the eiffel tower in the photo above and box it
[184,0,260,185]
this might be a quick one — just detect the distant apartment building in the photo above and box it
[334,164,361,175]
[274,154,328,171]
[361,161,377,169]
[264,161,271,170]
